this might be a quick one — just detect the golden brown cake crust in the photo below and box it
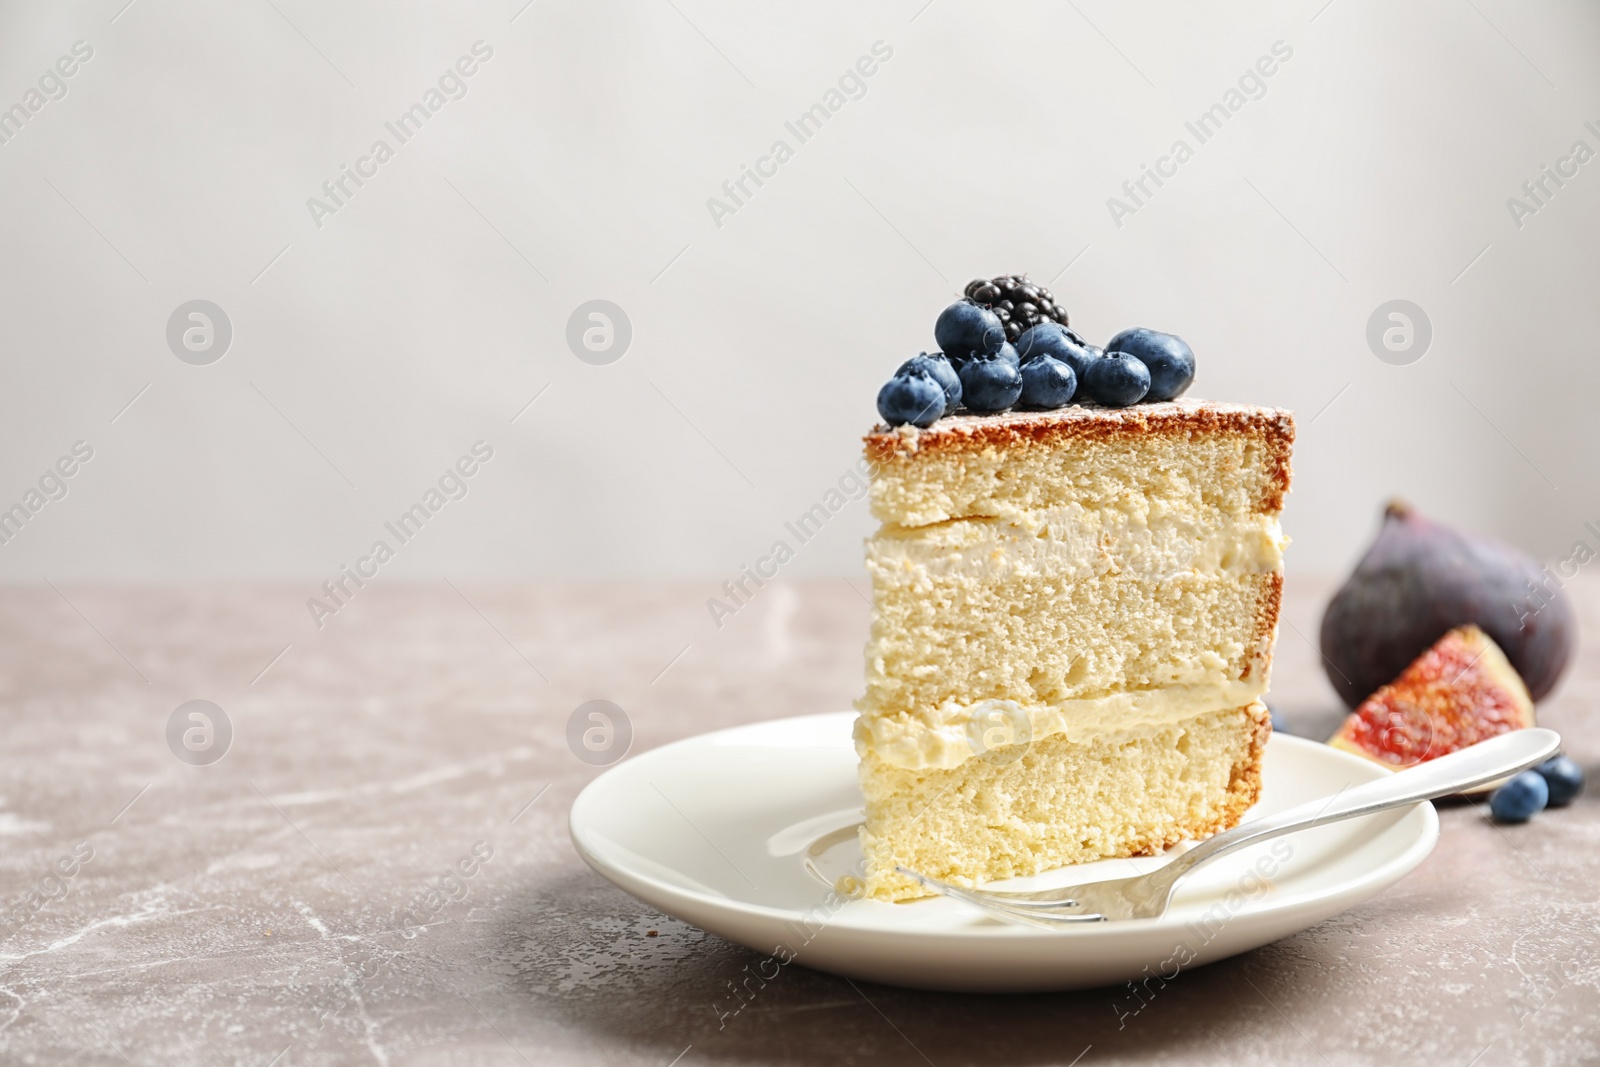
[1244,571,1285,684]
[865,399,1296,514]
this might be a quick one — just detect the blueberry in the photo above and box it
[958,354,1023,412]
[898,352,962,415]
[957,342,1018,370]
[1015,322,1096,378]
[1081,351,1151,407]
[1489,770,1549,823]
[1106,328,1195,402]
[1076,343,1104,379]
[1534,755,1585,807]
[1018,355,1076,409]
[877,369,946,427]
[935,301,1005,361]
[1014,322,1066,362]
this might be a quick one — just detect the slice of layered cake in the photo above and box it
[855,399,1294,901]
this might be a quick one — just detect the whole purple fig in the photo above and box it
[1319,501,1575,706]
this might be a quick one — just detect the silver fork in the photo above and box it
[897,727,1560,927]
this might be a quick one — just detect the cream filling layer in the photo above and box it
[868,508,1285,584]
[854,680,1268,771]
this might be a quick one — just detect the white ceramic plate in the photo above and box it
[569,711,1438,993]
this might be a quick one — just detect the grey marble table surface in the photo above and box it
[0,577,1596,1067]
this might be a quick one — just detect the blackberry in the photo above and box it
[963,274,1070,343]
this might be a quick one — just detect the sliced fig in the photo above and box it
[1320,501,1574,706]
[1328,625,1535,769]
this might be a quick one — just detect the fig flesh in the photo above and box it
[1320,502,1574,707]
[1328,625,1535,769]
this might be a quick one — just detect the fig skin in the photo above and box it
[1319,501,1575,707]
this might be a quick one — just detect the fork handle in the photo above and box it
[1158,728,1562,888]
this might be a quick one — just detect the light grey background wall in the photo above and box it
[1,0,1596,586]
